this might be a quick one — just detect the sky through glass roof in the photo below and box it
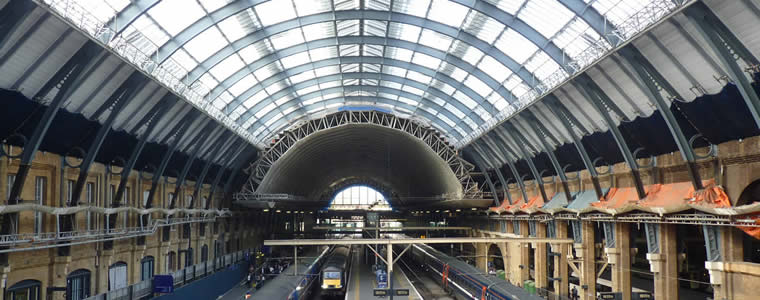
[44,0,684,148]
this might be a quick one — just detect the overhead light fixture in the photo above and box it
[276,210,282,213]
[471,208,477,211]
[263,209,270,212]
[455,209,461,212]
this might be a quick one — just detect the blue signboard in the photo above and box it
[153,275,174,293]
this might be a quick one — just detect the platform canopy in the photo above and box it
[63,0,666,148]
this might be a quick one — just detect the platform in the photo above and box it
[341,246,421,300]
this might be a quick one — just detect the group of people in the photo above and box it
[245,259,291,288]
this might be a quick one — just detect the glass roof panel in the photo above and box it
[148,0,205,35]
[518,0,574,38]
[217,9,261,42]
[281,51,311,69]
[488,0,528,14]
[62,0,683,147]
[295,0,333,16]
[462,10,505,44]
[270,28,306,50]
[428,0,469,28]
[303,22,336,41]
[392,0,431,18]
[238,40,274,64]
[184,27,227,62]
[494,29,538,64]
[209,55,244,80]
[418,29,453,52]
[126,15,170,48]
[255,0,298,27]
[229,75,258,97]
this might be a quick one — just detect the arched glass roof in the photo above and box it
[52,0,681,148]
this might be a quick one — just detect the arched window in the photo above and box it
[6,279,41,300]
[67,269,91,300]
[185,247,194,267]
[328,185,391,211]
[108,262,128,291]
[201,244,209,262]
[166,251,177,272]
[141,256,155,281]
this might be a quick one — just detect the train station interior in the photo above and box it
[2,0,760,299]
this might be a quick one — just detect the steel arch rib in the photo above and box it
[244,86,464,137]
[222,53,507,122]
[208,37,513,112]
[155,10,551,88]
[235,70,489,129]
[259,96,463,141]
[246,110,476,196]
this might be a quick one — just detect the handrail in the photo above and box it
[84,250,250,300]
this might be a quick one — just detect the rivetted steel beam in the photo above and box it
[544,95,604,199]
[157,10,561,89]
[244,86,463,134]
[470,145,501,206]
[502,123,549,203]
[169,122,218,209]
[492,166,512,205]
[522,111,574,203]
[5,41,102,206]
[473,140,501,169]
[113,95,177,205]
[574,76,646,199]
[258,95,462,141]
[685,2,760,129]
[239,67,493,128]
[222,149,257,203]
[486,131,529,202]
[620,45,703,190]
[71,71,148,205]
[0,0,36,50]
[204,37,516,113]
[228,53,504,126]
[476,135,512,200]
[208,141,248,209]
[195,132,232,209]
[145,112,198,208]
[479,135,521,202]
[479,136,508,167]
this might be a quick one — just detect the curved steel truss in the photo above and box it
[239,110,480,197]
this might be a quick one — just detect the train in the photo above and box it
[399,241,544,300]
[320,245,353,297]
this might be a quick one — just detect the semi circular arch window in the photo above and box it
[328,185,391,211]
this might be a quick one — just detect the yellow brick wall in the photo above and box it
[0,146,257,300]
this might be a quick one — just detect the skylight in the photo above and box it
[44,0,685,148]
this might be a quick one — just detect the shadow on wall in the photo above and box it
[154,263,246,300]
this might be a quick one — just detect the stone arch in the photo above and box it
[488,243,508,277]
[736,178,760,206]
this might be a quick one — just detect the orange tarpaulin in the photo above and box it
[521,193,551,210]
[489,195,523,212]
[593,185,659,209]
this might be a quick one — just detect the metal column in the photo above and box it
[544,95,604,199]
[685,2,760,129]
[575,75,646,199]
[523,111,574,202]
[620,45,703,190]
[501,124,549,203]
